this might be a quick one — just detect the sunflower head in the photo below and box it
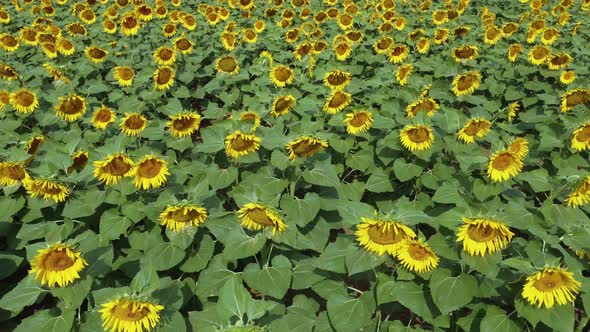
[55,95,87,122]
[0,162,28,186]
[285,136,328,160]
[238,203,287,235]
[23,178,70,203]
[507,101,521,122]
[508,137,529,158]
[153,66,175,90]
[560,70,576,85]
[405,98,439,118]
[10,89,39,114]
[452,71,481,96]
[224,131,261,159]
[457,217,514,256]
[397,239,439,273]
[565,175,590,207]
[547,53,572,70]
[522,267,581,308]
[85,46,109,64]
[344,110,373,135]
[120,113,147,136]
[571,122,590,151]
[215,56,240,75]
[487,150,523,182]
[91,105,116,129]
[174,36,193,54]
[67,151,89,174]
[0,64,18,81]
[271,95,296,117]
[400,124,434,151]
[452,45,478,62]
[100,298,164,332]
[160,204,208,232]
[113,66,134,87]
[323,70,352,90]
[29,243,87,287]
[457,118,491,143]
[373,36,393,54]
[93,153,135,185]
[528,45,551,65]
[167,112,201,138]
[396,64,414,86]
[153,46,176,66]
[560,89,590,112]
[388,44,409,64]
[270,65,295,88]
[133,155,170,190]
[355,217,416,256]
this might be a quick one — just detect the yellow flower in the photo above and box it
[560,89,590,112]
[10,89,39,114]
[522,267,581,309]
[394,64,413,86]
[135,4,153,21]
[323,70,352,90]
[271,95,296,117]
[323,90,351,114]
[507,43,523,62]
[29,244,87,287]
[457,118,491,143]
[66,23,87,37]
[507,101,521,122]
[345,30,364,44]
[215,55,240,75]
[25,135,45,155]
[355,217,416,256]
[487,150,523,182]
[483,25,502,45]
[528,45,551,65]
[153,66,175,90]
[153,46,176,66]
[173,36,193,54]
[120,13,140,36]
[120,113,147,136]
[0,33,19,52]
[91,105,116,129]
[415,38,430,54]
[0,161,28,186]
[85,46,109,64]
[400,124,434,151]
[0,64,18,81]
[270,65,294,88]
[405,98,439,118]
[238,203,287,235]
[160,204,208,232]
[285,136,328,160]
[452,71,481,96]
[540,28,560,45]
[433,28,449,44]
[571,122,590,151]
[337,13,354,30]
[167,112,201,138]
[237,0,255,11]
[55,95,87,122]
[502,22,519,36]
[508,137,529,159]
[162,23,177,38]
[239,111,261,131]
[221,32,236,51]
[113,66,134,87]
[560,71,576,85]
[133,155,170,190]
[333,41,352,61]
[452,45,478,62]
[456,218,514,256]
[454,25,471,37]
[23,178,70,203]
[79,8,96,24]
[100,298,164,332]
[224,131,261,159]
[242,28,258,43]
[397,239,439,273]
[344,110,373,135]
[180,13,197,30]
[93,153,134,185]
[547,53,572,70]
[432,10,448,25]
[565,175,590,207]
[389,44,409,63]
[373,36,393,54]
[0,90,8,111]
[67,151,89,174]
[56,38,75,56]
[42,63,69,83]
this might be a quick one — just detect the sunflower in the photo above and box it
[162,23,177,38]
[93,153,134,185]
[224,131,261,159]
[454,25,471,37]
[10,89,39,114]
[23,178,70,203]
[260,50,274,66]
[547,53,572,70]
[0,64,18,81]
[85,46,109,64]
[415,38,430,54]
[571,122,590,151]
[100,298,164,332]
[25,135,45,155]
[323,70,352,90]
[41,42,58,59]
[373,36,393,55]
[135,4,153,21]
[120,13,140,36]
[174,36,193,54]
[0,33,19,52]
[405,98,439,118]
[355,217,416,256]
[28,244,86,287]
[215,55,240,75]
[457,118,491,144]
[293,42,313,61]
[285,136,328,160]
[522,267,581,309]
[242,28,258,43]
[67,151,89,174]
[270,65,294,88]
[541,28,560,45]
[91,105,116,129]
[153,46,176,66]
[237,0,255,10]
[167,113,201,138]
[56,38,75,56]
[396,239,439,273]
[0,162,28,186]
[238,203,287,235]
[508,137,529,159]
[560,89,590,112]
[528,45,551,65]
[389,44,409,63]
[507,101,521,122]
[483,25,502,45]
[344,110,373,135]
[271,95,296,117]
[0,90,8,111]
[432,10,448,25]
[345,30,364,44]
[487,150,522,182]
[453,71,481,96]
[160,204,207,232]
[565,176,590,207]
[504,43,522,62]
[456,217,514,256]
[333,41,352,61]
[239,111,261,131]
[337,14,354,30]
[20,27,38,46]
[120,113,147,136]
[323,90,351,115]
[133,155,169,190]
[42,63,69,83]
[113,66,134,87]
[0,9,10,24]
[560,71,576,85]
[153,66,175,90]
[433,28,449,44]
[221,32,236,51]
[452,45,478,62]
[396,64,413,86]
[180,14,196,30]
[400,124,434,151]
[79,8,96,24]
[55,95,87,122]
[502,22,519,36]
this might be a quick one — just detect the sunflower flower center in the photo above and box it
[43,250,74,271]
[89,48,107,59]
[158,49,173,60]
[176,39,190,50]
[230,135,254,151]
[457,75,476,91]
[408,244,429,260]
[246,208,275,226]
[467,225,496,242]
[173,117,196,131]
[328,92,347,108]
[157,68,172,84]
[2,164,26,180]
[274,68,292,82]
[491,153,516,171]
[2,36,17,47]
[533,48,549,60]
[349,113,369,127]
[15,92,34,107]
[60,98,84,114]
[533,272,564,291]
[463,122,481,136]
[96,109,112,122]
[168,209,200,222]
[367,225,403,245]
[138,160,162,178]
[219,57,237,72]
[565,91,589,107]
[123,17,138,28]
[327,73,348,86]
[112,304,149,322]
[125,115,145,129]
[407,128,430,143]
[576,126,590,142]
[117,68,133,80]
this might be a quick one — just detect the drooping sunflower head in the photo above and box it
[0,33,19,52]
[215,55,240,75]
[547,53,572,70]
[323,89,351,115]
[23,178,70,203]
[415,37,430,54]
[457,118,491,143]
[333,41,352,61]
[323,69,352,90]
[452,71,482,96]
[560,89,590,112]
[56,38,75,56]
[0,90,9,111]
[456,217,515,256]
[153,66,176,91]
[396,239,439,273]
[133,155,170,190]
[271,95,296,117]
[483,25,502,44]
[10,89,39,114]
[224,130,261,159]
[67,151,89,174]
[93,153,134,185]
[239,111,261,131]
[153,46,176,66]
[293,42,313,61]
[396,64,414,86]
[0,161,28,186]
[238,203,287,235]
[160,204,208,232]
[270,65,295,88]
[541,28,560,45]
[120,112,147,136]
[433,28,449,44]
[174,36,193,54]
[400,124,434,151]
[100,298,164,332]
[454,25,471,37]
[221,32,236,51]
[355,217,416,256]
[0,64,18,81]
[373,36,393,54]
[344,110,373,135]
[120,13,140,36]
[452,45,478,62]
[560,70,576,85]
[571,122,590,152]
[507,101,521,122]
[28,243,87,287]
[92,105,116,129]
[55,95,87,122]
[405,98,439,118]
[85,46,109,64]
[25,135,45,155]
[565,175,590,208]
[522,267,581,309]
[528,45,551,65]
[389,44,409,63]
[167,112,201,138]
[285,136,328,160]
[113,66,134,87]
[507,43,523,62]
[487,150,523,182]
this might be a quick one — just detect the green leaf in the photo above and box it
[14,308,75,332]
[393,158,423,182]
[243,255,292,299]
[0,275,46,314]
[515,299,574,331]
[145,242,185,271]
[50,277,92,309]
[99,209,132,241]
[217,274,252,322]
[345,247,387,276]
[519,169,553,192]
[479,305,522,332]
[365,168,394,193]
[207,165,238,190]
[280,193,321,227]
[303,160,340,187]
[157,311,188,332]
[130,263,160,293]
[0,251,23,280]
[313,237,354,274]
[180,234,216,273]
[327,292,375,332]
[377,279,439,323]
[432,182,463,204]
[430,268,477,313]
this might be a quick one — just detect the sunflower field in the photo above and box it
[1,0,590,331]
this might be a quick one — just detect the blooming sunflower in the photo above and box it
[571,122,590,151]
[547,53,572,70]
[23,178,70,203]
[0,161,28,186]
[405,98,439,118]
[215,55,240,75]
[270,65,294,88]
[20,27,38,46]
[91,105,116,129]
[483,25,502,45]
[355,217,416,256]
[396,64,413,86]
[432,10,448,25]
[93,153,135,185]
[0,90,8,111]
[56,38,75,56]
[400,124,434,151]
[528,45,551,65]
[221,32,236,51]
[271,95,296,117]
[133,155,169,190]
[507,43,523,62]
[323,90,351,115]
[508,137,529,159]
[565,176,590,207]
[507,101,521,122]
[67,151,89,174]
[452,45,478,62]
[10,89,39,114]
[373,36,393,55]
[238,203,287,235]
[285,136,328,160]
[457,118,491,143]
[153,66,175,90]
[79,8,96,24]
[502,22,519,36]
[0,64,18,81]
[487,150,523,182]
[153,46,176,66]
[120,13,140,36]
[85,46,109,64]
[389,44,409,63]
[397,239,439,273]
[456,217,514,256]
[100,298,164,332]
[522,267,581,309]
[224,131,261,159]
[28,244,87,287]
[344,110,373,135]
[541,28,560,45]
[120,112,147,136]
[55,95,87,122]
[454,25,471,37]
[160,204,208,232]
[560,71,576,85]
[242,28,258,43]
[113,66,134,87]
[167,113,201,138]
[333,41,352,61]
[415,38,430,54]
[173,36,193,54]
[0,33,19,52]
[323,70,352,90]
[560,89,590,112]
[162,23,177,38]
[452,71,481,96]
[433,28,449,44]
